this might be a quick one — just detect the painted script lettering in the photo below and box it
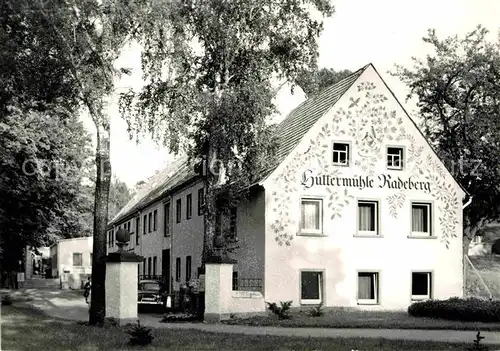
[300,169,431,193]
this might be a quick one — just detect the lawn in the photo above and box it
[222,308,500,331]
[0,305,482,351]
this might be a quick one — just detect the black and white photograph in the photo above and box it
[1,0,500,350]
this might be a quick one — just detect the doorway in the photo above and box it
[162,249,171,294]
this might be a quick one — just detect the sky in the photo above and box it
[81,0,500,188]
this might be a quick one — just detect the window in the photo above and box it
[164,203,170,237]
[148,212,152,233]
[229,207,237,239]
[412,272,432,300]
[332,142,350,166]
[142,258,146,276]
[186,256,192,281]
[232,271,239,290]
[153,210,157,231]
[72,253,83,267]
[387,147,404,170]
[143,215,147,234]
[357,272,379,304]
[198,188,204,215]
[186,194,192,219]
[175,258,181,281]
[108,231,111,247]
[300,198,323,235]
[176,199,182,223]
[357,201,379,235]
[153,256,157,276]
[135,217,140,245]
[411,202,432,236]
[127,221,131,232]
[300,271,323,304]
[148,257,152,276]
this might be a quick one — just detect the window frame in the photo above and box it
[357,271,380,305]
[72,253,83,267]
[164,202,170,237]
[148,212,153,233]
[386,146,405,170]
[356,199,380,237]
[135,217,140,245]
[176,199,182,223]
[299,197,324,236]
[299,269,324,305]
[410,201,433,237]
[153,210,157,231]
[332,141,351,166]
[198,188,205,216]
[411,271,433,301]
[186,194,192,220]
[186,256,192,282]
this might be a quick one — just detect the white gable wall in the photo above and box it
[263,65,464,310]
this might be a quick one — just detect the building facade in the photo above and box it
[108,64,467,310]
[51,236,93,289]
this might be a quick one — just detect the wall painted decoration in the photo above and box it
[270,81,460,248]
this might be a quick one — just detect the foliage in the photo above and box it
[466,331,489,351]
[108,176,134,220]
[266,301,293,320]
[408,297,500,322]
[392,26,500,242]
[126,320,154,346]
[296,68,352,97]
[0,0,98,272]
[308,302,324,317]
[120,0,334,261]
[25,0,148,325]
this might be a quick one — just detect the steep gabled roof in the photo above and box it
[108,156,196,226]
[256,65,368,182]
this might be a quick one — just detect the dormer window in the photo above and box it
[332,142,350,166]
[387,147,404,170]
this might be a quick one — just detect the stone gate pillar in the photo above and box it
[105,228,143,325]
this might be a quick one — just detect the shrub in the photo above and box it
[308,302,324,317]
[126,320,154,346]
[266,301,292,320]
[466,331,489,351]
[1,295,13,306]
[408,297,500,322]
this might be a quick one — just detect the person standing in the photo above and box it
[83,276,91,304]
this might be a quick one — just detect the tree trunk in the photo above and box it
[201,150,217,265]
[88,127,111,326]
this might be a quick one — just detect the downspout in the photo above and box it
[462,194,473,298]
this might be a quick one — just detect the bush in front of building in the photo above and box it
[408,297,500,322]
[266,301,292,319]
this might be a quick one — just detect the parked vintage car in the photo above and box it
[137,280,166,307]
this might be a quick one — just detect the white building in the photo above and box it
[50,236,93,289]
[108,64,468,310]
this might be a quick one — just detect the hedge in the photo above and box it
[408,297,500,322]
